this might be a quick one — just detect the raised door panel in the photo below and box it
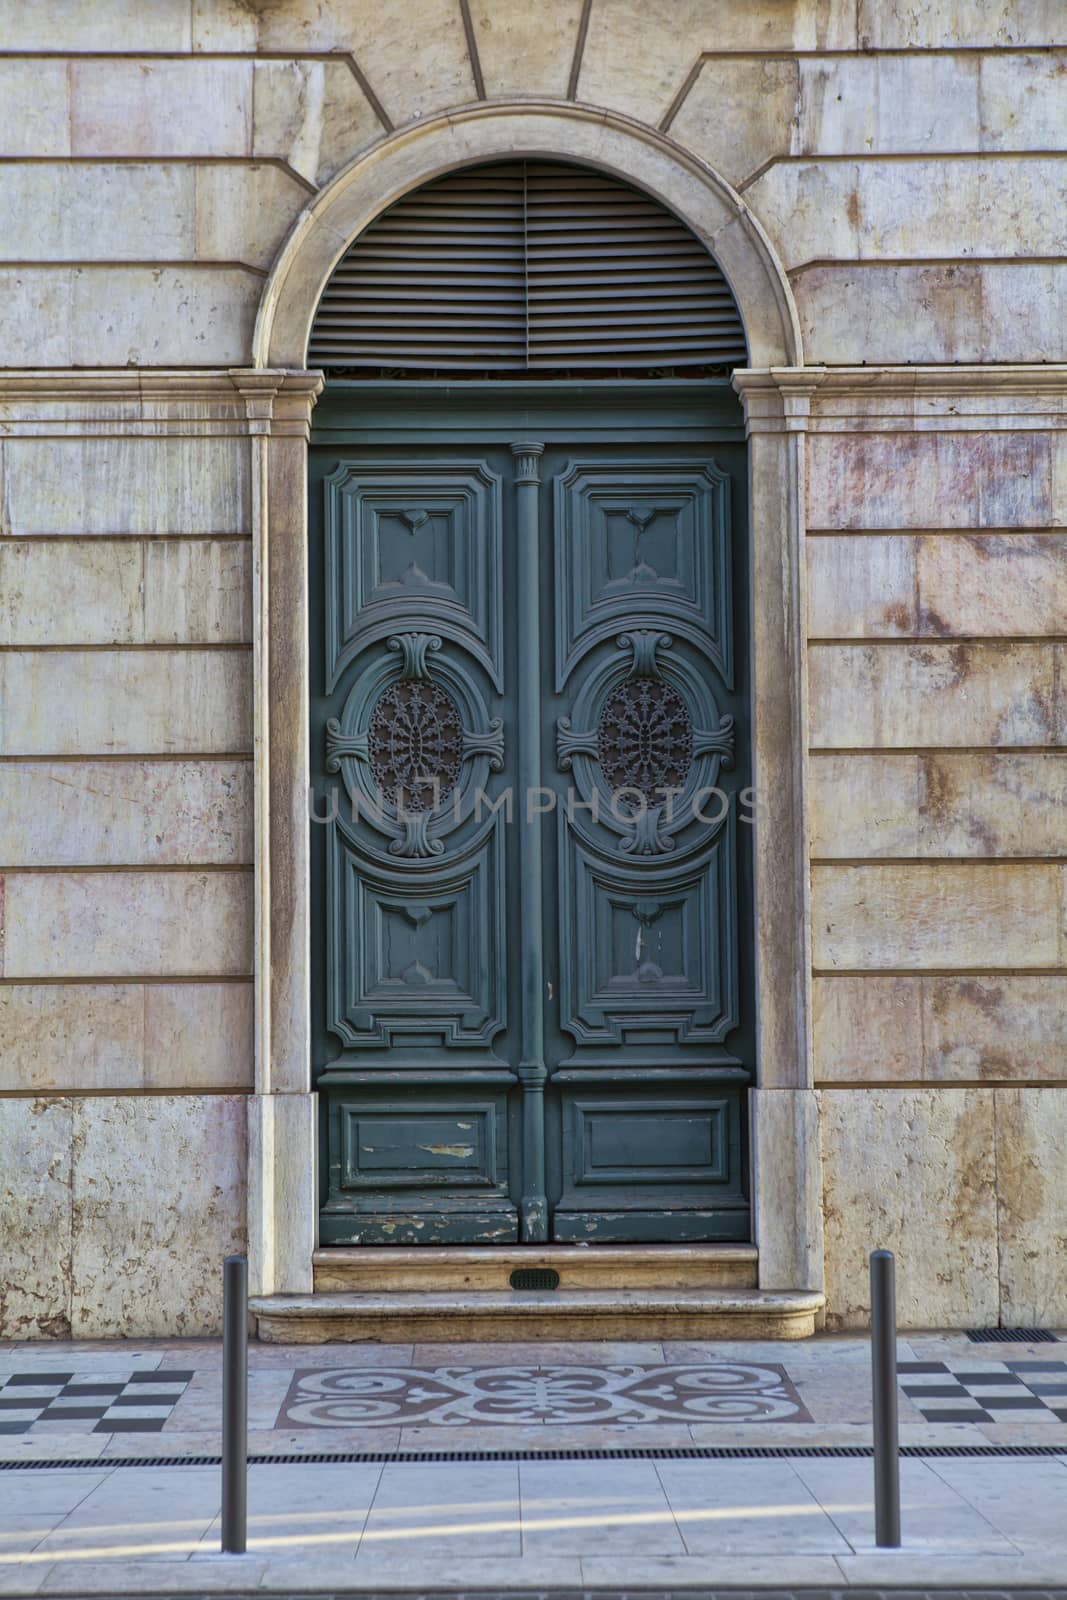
[316,452,517,1243]
[549,455,749,1241]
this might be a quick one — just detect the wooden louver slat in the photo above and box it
[308,160,747,373]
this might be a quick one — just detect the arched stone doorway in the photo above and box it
[249,104,823,1331]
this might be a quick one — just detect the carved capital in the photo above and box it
[510,439,545,485]
[732,367,826,437]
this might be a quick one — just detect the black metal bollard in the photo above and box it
[870,1248,901,1548]
[221,1254,248,1555]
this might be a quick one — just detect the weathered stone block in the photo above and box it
[580,0,854,125]
[0,60,70,155]
[748,157,1067,269]
[0,538,250,646]
[472,0,585,100]
[0,1097,73,1339]
[919,752,1067,857]
[995,1087,1067,1326]
[858,0,1065,49]
[813,976,924,1083]
[70,60,252,155]
[668,58,798,188]
[811,862,1064,970]
[820,1087,998,1329]
[69,1095,247,1338]
[808,533,1067,639]
[71,265,259,366]
[0,986,144,1092]
[0,980,254,1094]
[2,437,250,536]
[0,0,192,48]
[194,164,311,271]
[0,164,193,260]
[251,60,382,187]
[917,533,1067,636]
[144,540,252,643]
[0,651,252,755]
[816,973,1067,1085]
[144,982,254,1091]
[980,51,1067,148]
[0,760,252,866]
[811,751,1067,858]
[809,752,921,857]
[795,54,980,154]
[809,643,1062,747]
[807,432,1054,530]
[0,540,143,645]
[807,535,918,638]
[3,870,253,978]
[795,262,1067,364]
[252,0,478,125]
[925,976,1067,1082]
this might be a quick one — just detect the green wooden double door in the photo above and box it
[310,385,753,1245]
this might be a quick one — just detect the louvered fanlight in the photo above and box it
[308,160,747,373]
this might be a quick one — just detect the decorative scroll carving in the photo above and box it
[555,717,598,770]
[325,718,369,774]
[693,714,736,769]
[387,631,441,681]
[619,630,673,680]
[462,718,505,771]
[368,680,463,814]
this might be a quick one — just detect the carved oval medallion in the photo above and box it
[597,679,693,805]
[368,680,463,811]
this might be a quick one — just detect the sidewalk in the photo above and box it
[2,1330,1067,1593]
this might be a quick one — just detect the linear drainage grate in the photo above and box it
[966,1326,1059,1343]
[6,1443,1067,1470]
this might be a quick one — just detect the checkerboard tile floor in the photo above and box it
[0,1369,193,1434]
[899,1358,1067,1423]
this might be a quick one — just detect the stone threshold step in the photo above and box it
[250,1287,823,1343]
[312,1243,759,1292]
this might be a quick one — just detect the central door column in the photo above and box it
[511,440,549,1243]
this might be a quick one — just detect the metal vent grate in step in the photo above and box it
[509,1267,561,1291]
[966,1326,1059,1343]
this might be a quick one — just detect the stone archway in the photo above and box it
[246,102,823,1313]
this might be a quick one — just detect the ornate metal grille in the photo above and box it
[597,680,693,805]
[367,681,463,811]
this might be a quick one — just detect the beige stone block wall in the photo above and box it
[0,0,1060,367]
[809,378,1067,1327]
[0,1,1063,1335]
[0,387,255,1336]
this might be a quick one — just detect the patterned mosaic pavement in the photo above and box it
[3,1332,1067,1456]
[278,1362,811,1427]
[0,1369,193,1435]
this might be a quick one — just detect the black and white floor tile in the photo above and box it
[0,1370,193,1434]
[280,1363,811,1427]
[898,1358,1067,1423]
